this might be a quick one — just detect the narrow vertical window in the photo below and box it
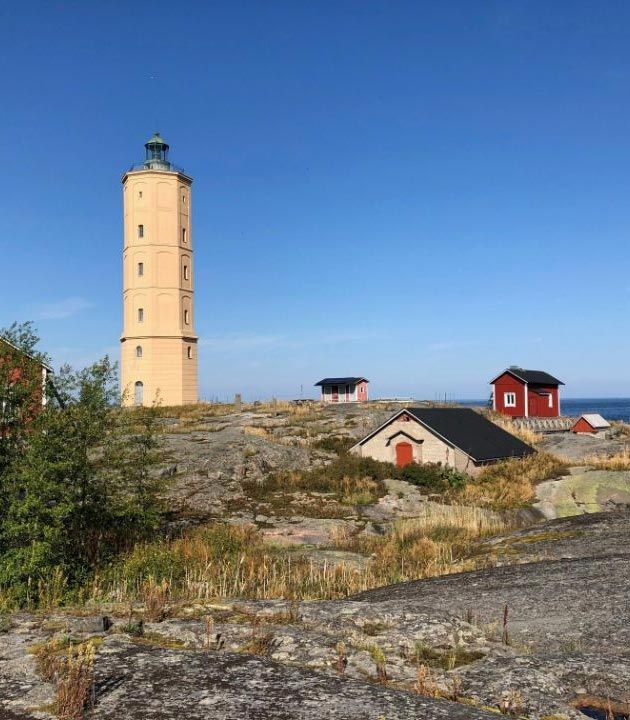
[138,262,144,277]
[184,309,189,324]
[138,191,143,199]
[183,265,189,280]
[182,228,187,243]
[136,346,143,358]
[134,381,144,406]
[138,308,144,322]
[138,224,144,238]
[187,346,192,359]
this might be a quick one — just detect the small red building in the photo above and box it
[572,414,610,435]
[315,377,369,403]
[1,337,53,430]
[490,367,563,418]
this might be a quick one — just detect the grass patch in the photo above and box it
[311,436,355,454]
[450,452,568,509]
[485,411,543,446]
[413,641,484,670]
[242,455,390,509]
[333,504,510,582]
[582,449,630,470]
[81,508,510,605]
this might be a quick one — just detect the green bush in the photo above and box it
[396,462,467,492]
[312,436,355,454]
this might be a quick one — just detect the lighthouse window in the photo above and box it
[183,265,189,280]
[138,191,143,199]
[138,262,144,277]
[184,309,189,324]
[187,346,192,359]
[182,228,187,243]
[138,308,144,322]
[136,346,143,358]
[138,224,144,238]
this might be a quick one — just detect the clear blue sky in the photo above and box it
[1,1,629,400]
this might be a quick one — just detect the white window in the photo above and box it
[138,262,144,277]
[548,394,553,408]
[504,392,516,407]
[138,308,144,322]
[138,224,144,238]
[136,346,143,358]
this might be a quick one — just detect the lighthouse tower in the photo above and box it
[120,133,198,406]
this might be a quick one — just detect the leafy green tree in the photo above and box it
[0,330,164,607]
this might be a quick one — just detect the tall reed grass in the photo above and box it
[86,508,509,606]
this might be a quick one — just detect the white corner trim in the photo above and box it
[524,382,529,418]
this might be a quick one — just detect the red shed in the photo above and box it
[572,414,611,435]
[490,367,563,418]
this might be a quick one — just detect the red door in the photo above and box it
[331,385,339,402]
[396,442,413,467]
[529,395,538,417]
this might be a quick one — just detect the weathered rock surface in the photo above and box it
[3,512,630,719]
[353,510,630,717]
[535,469,630,518]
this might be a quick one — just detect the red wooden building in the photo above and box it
[1,337,53,430]
[490,367,563,418]
[572,414,610,435]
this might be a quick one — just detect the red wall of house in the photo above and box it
[572,417,595,434]
[493,373,560,418]
[356,381,368,402]
[493,374,525,417]
[527,385,559,418]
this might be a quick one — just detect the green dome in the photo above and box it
[145,132,168,147]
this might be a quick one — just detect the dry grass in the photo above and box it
[333,504,509,580]
[142,577,169,622]
[243,426,269,439]
[155,402,235,421]
[246,400,323,418]
[451,453,568,509]
[90,505,509,606]
[30,636,97,719]
[55,643,95,720]
[582,448,630,470]
[486,411,543,446]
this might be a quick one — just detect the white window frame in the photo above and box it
[548,394,553,408]
[504,392,517,408]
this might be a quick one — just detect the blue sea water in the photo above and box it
[458,398,630,423]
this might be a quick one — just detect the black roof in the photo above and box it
[315,377,368,386]
[406,408,535,462]
[491,368,564,386]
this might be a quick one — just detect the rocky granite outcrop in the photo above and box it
[2,512,630,719]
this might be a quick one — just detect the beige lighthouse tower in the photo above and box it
[120,133,198,406]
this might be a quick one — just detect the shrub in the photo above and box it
[312,436,355,454]
[396,462,467,492]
